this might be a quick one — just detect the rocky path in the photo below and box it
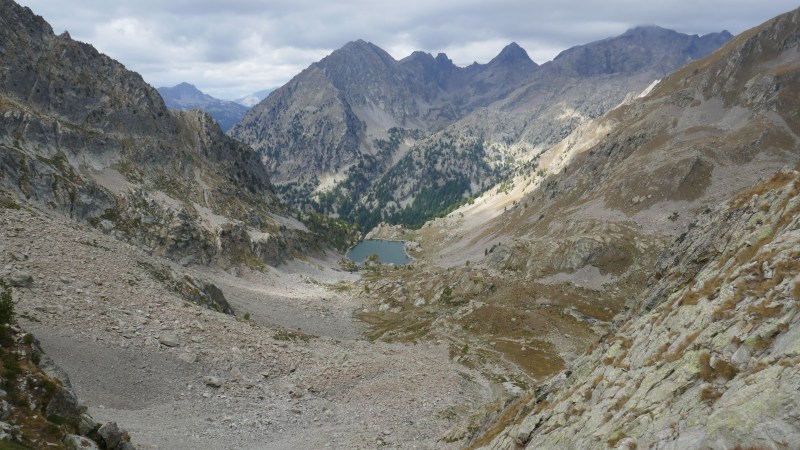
[1,205,497,449]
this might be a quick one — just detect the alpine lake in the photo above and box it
[346,239,412,265]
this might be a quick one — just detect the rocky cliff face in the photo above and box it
[461,8,800,448]
[230,28,731,231]
[157,83,249,132]
[0,0,314,269]
[483,167,800,450]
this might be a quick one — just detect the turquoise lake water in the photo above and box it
[346,239,412,265]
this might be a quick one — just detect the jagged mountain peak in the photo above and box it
[230,24,732,225]
[718,29,734,39]
[1,0,53,37]
[435,52,453,64]
[173,81,201,91]
[316,39,399,77]
[344,38,370,47]
[335,39,389,57]
[489,42,537,67]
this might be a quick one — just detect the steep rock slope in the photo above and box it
[0,0,314,268]
[484,168,800,449]
[230,28,730,230]
[458,8,800,448]
[158,82,249,132]
[356,7,799,428]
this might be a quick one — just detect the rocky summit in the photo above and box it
[229,28,731,231]
[1,0,799,449]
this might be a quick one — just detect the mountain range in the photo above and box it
[1,0,799,448]
[229,27,732,231]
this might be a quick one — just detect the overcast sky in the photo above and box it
[14,1,798,100]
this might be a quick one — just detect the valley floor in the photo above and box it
[1,205,500,449]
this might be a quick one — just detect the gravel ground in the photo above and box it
[1,205,497,449]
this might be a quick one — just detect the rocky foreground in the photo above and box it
[1,203,502,449]
[484,169,800,448]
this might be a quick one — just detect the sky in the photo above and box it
[14,1,799,100]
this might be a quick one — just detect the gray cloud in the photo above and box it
[14,0,798,99]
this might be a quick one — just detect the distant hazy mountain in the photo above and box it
[234,88,274,108]
[158,82,249,132]
[230,28,732,231]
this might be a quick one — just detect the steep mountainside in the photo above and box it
[485,169,800,449]
[230,29,731,231]
[158,83,249,132]
[476,13,800,448]
[356,7,800,446]
[0,0,315,268]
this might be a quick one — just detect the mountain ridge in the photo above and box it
[0,0,320,269]
[233,27,732,231]
[157,82,249,132]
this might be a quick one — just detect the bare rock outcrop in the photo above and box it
[481,169,800,449]
[0,0,316,270]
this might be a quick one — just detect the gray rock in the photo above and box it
[731,345,751,366]
[178,256,193,267]
[0,420,20,440]
[37,352,74,390]
[203,376,223,388]
[99,220,115,232]
[178,352,198,364]
[98,422,129,449]
[77,413,98,435]
[177,275,234,315]
[159,334,180,347]
[64,434,100,450]
[9,252,26,262]
[761,261,774,279]
[46,385,86,424]
[515,427,531,446]
[6,270,33,288]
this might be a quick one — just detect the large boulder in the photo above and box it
[5,270,33,288]
[97,422,133,449]
[45,385,86,425]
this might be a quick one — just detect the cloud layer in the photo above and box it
[15,0,798,99]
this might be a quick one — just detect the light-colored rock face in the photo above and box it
[483,168,800,450]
